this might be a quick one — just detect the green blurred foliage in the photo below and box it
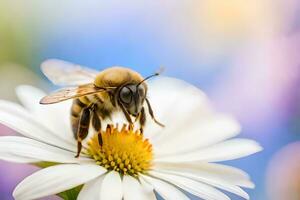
[0,3,33,67]
[0,1,48,99]
[57,185,83,200]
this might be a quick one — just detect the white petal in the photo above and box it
[0,136,90,163]
[123,175,156,200]
[78,175,105,200]
[0,153,37,163]
[16,85,74,143]
[139,178,158,199]
[153,166,249,199]
[144,76,213,139]
[100,171,123,200]
[154,115,241,156]
[149,171,230,200]
[154,162,254,188]
[0,100,76,151]
[155,139,262,163]
[16,85,46,111]
[13,164,106,200]
[141,174,189,200]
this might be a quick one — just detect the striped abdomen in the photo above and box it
[71,96,92,138]
[70,94,113,139]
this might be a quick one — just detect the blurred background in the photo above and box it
[0,0,300,199]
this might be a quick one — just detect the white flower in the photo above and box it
[0,77,262,200]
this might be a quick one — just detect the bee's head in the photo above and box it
[117,71,162,117]
[118,83,146,116]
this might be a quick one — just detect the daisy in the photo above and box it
[0,77,262,200]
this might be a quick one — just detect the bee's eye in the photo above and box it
[137,85,146,97]
[120,87,132,104]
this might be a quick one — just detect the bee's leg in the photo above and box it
[145,98,165,127]
[91,107,103,146]
[75,106,91,158]
[119,101,133,124]
[139,107,146,134]
[91,105,101,131]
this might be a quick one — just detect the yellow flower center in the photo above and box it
[87,124,153,177]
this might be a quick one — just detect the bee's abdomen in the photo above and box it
[70,97,91,138]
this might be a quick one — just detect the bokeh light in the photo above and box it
[267,142,300,200]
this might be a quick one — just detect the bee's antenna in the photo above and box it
[137,67,164,86]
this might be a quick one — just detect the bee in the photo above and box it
[40,59,164,157]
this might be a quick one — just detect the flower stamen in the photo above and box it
[87,124,153,177]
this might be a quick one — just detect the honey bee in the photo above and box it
[40,59,164,157]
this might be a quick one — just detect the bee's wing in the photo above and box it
[41,59,99,86]
[40,83,111,104]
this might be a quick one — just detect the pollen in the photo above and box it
[87,124,153,177]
